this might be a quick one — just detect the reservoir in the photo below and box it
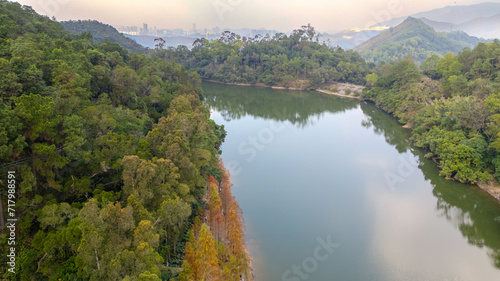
[203,81,500,281]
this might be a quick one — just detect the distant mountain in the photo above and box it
[377,2,500,27]
[61,20,145,53]
[457,13,500,39]
[126,28,281,50]
[320,27,388,49]
[355,17,486,64]
[320,3,500,50]
[374,2,500,39]
[419,17,457,33]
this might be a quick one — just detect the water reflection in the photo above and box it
[203,81,500,280]
[360,99,500,272]
[202,81,358,127]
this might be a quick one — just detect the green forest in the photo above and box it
[162,24,371,89]
[363,41,500,183]
[0,1,250,280]
[2,0,500,279]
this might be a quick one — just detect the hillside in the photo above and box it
[458,13,500,39]
[355,17,485,64]
[0,1,251,280]
[61,20,145,53]
[374,2,500,39]
[419,17,456,33]
[377,2,500,27]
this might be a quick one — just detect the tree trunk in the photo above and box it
[31,142,37,190]
[95,248,100,270]
[165,228,169,266]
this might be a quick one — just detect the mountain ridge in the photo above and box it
[355,17,486,64]
[61,20,146,53]
[376,2,500,27]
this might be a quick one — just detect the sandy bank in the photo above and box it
[477,181,500,203]
[315,89,361,99]
[203,79,305,90]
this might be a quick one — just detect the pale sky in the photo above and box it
[9,0,500,31]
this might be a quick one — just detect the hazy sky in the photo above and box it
[10,0,500,31]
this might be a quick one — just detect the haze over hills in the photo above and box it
[375,2,500,39]
[458,13,500,39]
[319,2,500,49]
[320,26,389,49]
[57,2,498,54]
[123,34,198,50]
[355,17,486,64]
[123,28,281,49]
[417,15,500,40]
[61,20,145,53]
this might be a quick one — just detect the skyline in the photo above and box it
[9,0,500,32]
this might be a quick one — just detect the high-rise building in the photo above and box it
[143,23,148,34]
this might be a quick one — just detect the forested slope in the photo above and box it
[61,20,146,54]
[0,2,248,280]
[363,41,500,184]
[355,17,485,64]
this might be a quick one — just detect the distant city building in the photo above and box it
[117,25,139,35]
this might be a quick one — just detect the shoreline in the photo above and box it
[315,89,361,99]
[205,79,500,205]
[477,181,500,203]
[203,79,364,99]
[203,79,305,90]
[400,124,500,204]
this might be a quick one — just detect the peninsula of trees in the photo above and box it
[162,24,371,89]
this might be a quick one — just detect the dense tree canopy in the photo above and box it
[162,25,371,88]
[0,1,228,280]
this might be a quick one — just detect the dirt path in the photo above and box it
[477,181,500,203]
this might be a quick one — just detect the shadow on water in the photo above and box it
[202,81,359,127]
[360,101,500,270]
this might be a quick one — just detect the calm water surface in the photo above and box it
[203,81,500,281]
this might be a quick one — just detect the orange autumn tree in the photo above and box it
[219,162,233,213]
[179,224,222,281]
[207,176,224,241]
[178,230,197,281]
[223,200,249,280]
[179,163,252,281]
[217,162,251,280]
